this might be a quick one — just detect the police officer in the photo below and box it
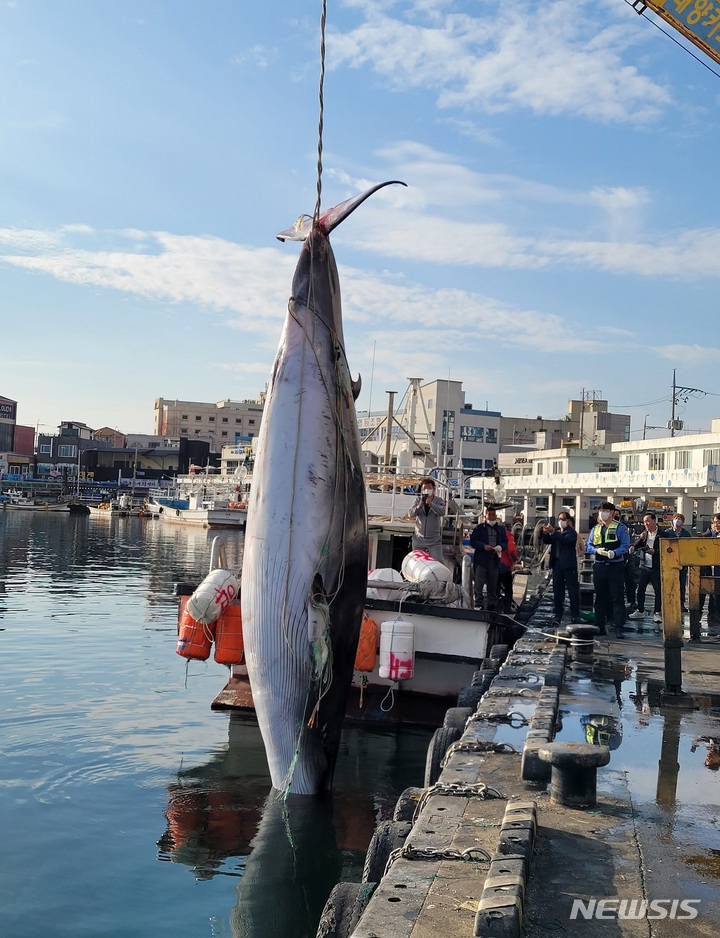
[586,501,630,636]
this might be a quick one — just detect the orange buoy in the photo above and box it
[214,603,244,665]
[354,614,379,671]
[176,596,216,660]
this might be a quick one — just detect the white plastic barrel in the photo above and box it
[401,550,452,584]
[187,568,239,625]
[378,618,415,680]
[367,568,404,600]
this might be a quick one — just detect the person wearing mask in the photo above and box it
[497,522,519,613]
[666,513,691,610]
[469,507,508,610]
[628,513,666,628]
[586,502,630,636]
[542,511,582,627]
[408,478,446,563]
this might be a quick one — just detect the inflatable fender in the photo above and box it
[187,568,239,625]
[367,568,404,600]
[401,550,452,585]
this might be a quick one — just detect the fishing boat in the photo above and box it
[148,489,247,529]
[178,519,527,726]
[87,495,145,518]
[1,490,69,512]
[145,468,249,529]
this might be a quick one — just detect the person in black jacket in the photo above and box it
[542,510,581,626]
[469,507,508,610]
[628,513,668,628]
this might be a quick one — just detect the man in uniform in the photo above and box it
[586,501,630,636]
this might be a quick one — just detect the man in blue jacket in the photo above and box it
[542,510,581,627]
[586,501,630,636]
[469,507,508,610]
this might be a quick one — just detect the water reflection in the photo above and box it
[157,714,431,937]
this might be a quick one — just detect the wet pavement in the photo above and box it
[521,601,720,936]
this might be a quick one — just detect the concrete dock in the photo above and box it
[333,596,720,938]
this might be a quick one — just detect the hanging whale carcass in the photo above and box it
[241,181,406,795]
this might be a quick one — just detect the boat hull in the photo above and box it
[158,505,247,528]
[210,599,520,724]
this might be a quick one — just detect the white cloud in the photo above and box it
[651,344,720,363]
[331,0,671,123]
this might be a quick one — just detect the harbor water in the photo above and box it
[0,512,433,938]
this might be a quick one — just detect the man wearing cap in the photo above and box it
[586,501,630,636]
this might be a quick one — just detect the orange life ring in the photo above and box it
[214,604,244,665]
[176,596,216,660]
[354,613,379,672]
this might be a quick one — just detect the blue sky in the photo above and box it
[1,0,718,438]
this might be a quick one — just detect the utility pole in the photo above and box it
[669,369,706,437]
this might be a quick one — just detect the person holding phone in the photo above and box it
[408,477,446,562]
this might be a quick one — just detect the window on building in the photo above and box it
[674,450,690,470]
[180,428,187,435]
[442,409,455,457]
[460,426,483,442]
[58,445,77,458]
[221,431,228,437]
[181,414,188,420]
[484,459,494,469]
[552,460,564,474]
[624,454,639,471]
[486,428,498,444]
[249,419,255,426]
[427,398,433,409]
[703,448,720,466]
[222,418,228,423]
[648,452,665,471]
[536,462,544,475]
[195,416,202,422]
[39,444,51,454]
[236,419,242,425]
[209,416,215,423]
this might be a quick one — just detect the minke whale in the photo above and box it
[241,181,406,795]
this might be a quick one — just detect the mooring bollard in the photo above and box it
[537,741,610,808]
[566,624,599,656]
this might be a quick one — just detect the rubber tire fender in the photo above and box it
[456,684,485,710]
[392,786,424,823]
[443,706,473,732]
[316,882,376,938]
[423,726,461,787]
[361,820,412,884]
[489,643,510,663]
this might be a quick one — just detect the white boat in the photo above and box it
[148,489,247,529]
[87,496,145,518]
[197,519,527,724]
[1,490,69,512]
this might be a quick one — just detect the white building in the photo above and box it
[358,378,500,476]
[154,395,265,451]
[499,420,720,532]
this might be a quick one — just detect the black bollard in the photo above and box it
[537,741,610,808]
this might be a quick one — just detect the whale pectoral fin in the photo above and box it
[351,373,362,402]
